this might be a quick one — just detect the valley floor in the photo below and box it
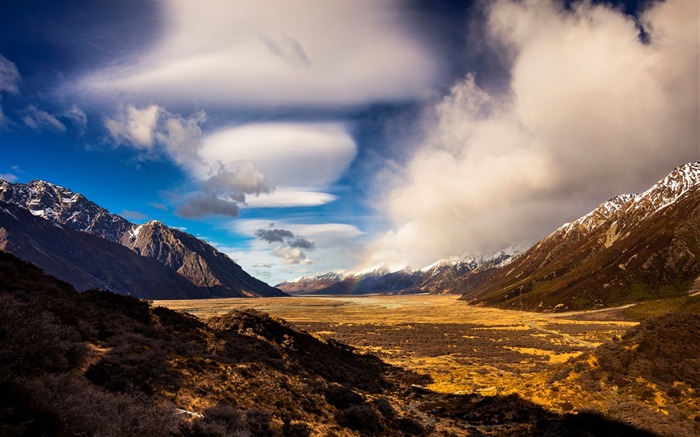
[157,295,635,405]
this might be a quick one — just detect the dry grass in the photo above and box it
[157,295,635,399]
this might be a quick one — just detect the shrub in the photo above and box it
[336,403,382,433]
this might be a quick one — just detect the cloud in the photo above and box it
[272,246,311,265]
[105,105,353,212]
[80,2,438,108]
[175,192,242,219]
[0,55,21,95]
[105,104,161,149]
[195,122,354,211]
[104,105,274,217]
[243,190,338,208]
[147,202,168,211]
[369,0,700,269]
[120,209,148,220]
[289,237,315,250]
[155,109,206,168]
[0,173,17,182]
[20,105,66,133]
[200,123,356,187]
[254,224,316,263]
[230,220,365,283]
[204,162,271,196]
[255,228,295,243]
[63,105,87,133]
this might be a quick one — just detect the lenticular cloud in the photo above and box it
[81,1,438,108]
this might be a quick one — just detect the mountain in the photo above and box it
[277,267,425,295]
[277,247,524,295]
[419,245,527,294]
[0,179,285,298]
[459,162,700,311]
[0,202,206,299]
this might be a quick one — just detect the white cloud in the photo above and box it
[155,110,206,168]
[369,0,700,269]
[0,55,21,95]
[79,1,438,108]
[272,246,312,265]
[63,105,87,133]
[200,123,356,187]
[243,189,337,208]
[236,220,363,246]
[20,105,66,133]
[105,104,161,149]
[0,173,17,182]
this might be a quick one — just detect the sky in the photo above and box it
[0,0,698,285]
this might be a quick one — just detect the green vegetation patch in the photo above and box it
[623,295,700,321]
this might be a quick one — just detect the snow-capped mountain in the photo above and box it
[460,162,700,311]
[419,244,529,294]
[0,202,207,299]
[0,180,286,298]
[276,246,527,296]
[0,180,133,243]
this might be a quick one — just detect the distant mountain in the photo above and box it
[0,179,286,298]
[459,162,700,311]
[419,245,528,294]
[0,202,206,299]
[277,247,524,295]
[277,267,424,296]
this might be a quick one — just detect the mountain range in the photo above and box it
[276,246,525,295]
[280,162,700,312]
[0,180,285,299]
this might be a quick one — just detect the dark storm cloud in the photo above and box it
[254,225,316,265]
[255,228,295,243]
[289,237,315,250]
[175,192,242,219]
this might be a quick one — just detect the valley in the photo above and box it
[158,295,635,404]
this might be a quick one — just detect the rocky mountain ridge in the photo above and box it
[0,179,285,298]
[0,202,207,299]
[459,162,700,311]
[277,246,525,295]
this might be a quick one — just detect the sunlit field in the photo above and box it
[157,295,636,399]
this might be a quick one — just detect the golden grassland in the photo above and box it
[157,295,635,402]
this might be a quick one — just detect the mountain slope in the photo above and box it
[0,180,285,297]
[126,221,285,297]
[530,312,700,437]
[0,202,206,299]
[460,162,700,311]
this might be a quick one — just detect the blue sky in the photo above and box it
[1,0,698,285]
